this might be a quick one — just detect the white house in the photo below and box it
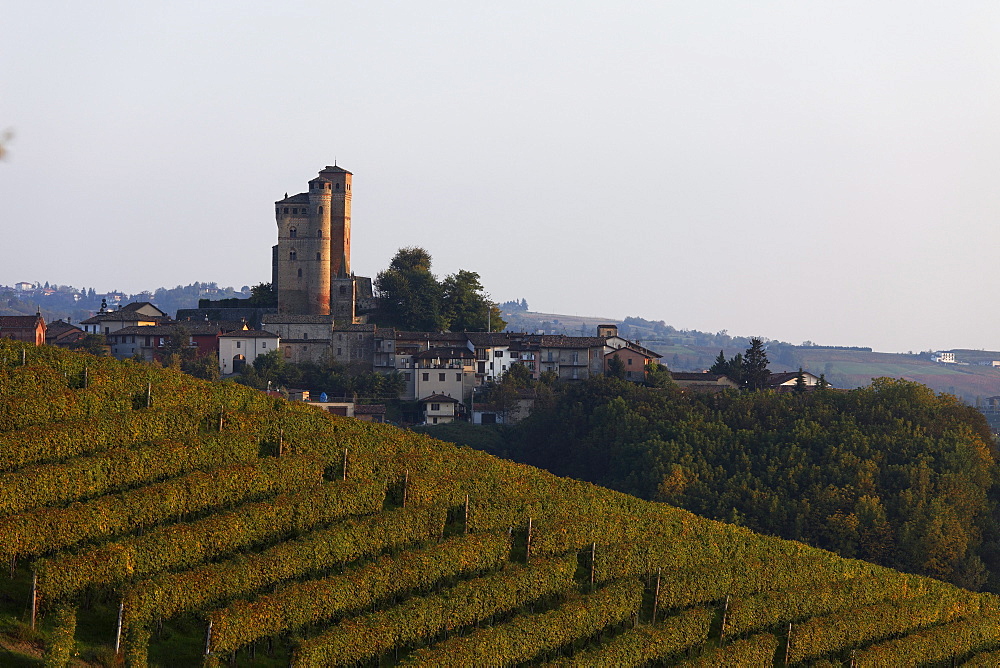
[219,330,280,375]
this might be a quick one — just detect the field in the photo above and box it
[2,339,1000,666]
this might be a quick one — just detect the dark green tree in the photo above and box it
[794,368,807,394]
[441,270,506,332]
[743,337,770,390]
[248,282,277,307]
[607,354,627,379]
[375,247,445,331]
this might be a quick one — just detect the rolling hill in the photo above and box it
[2,340,1000,666]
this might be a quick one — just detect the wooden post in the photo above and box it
[849,649,856,668]
[464,494,470,534]
[30,572,37,629]
[342,448,348,481]
[9,555,15,579]
[114,601,124,654]
[278,429,283,456]
[204,619,213,656]
[652,567,661,623]
[22,349,26,366]
[590,542,597,587]
[218,405,224,432]
[525,517,533,563]
[784,622,792,665]
[402,469,409,507]
[84,365,89,389]
[720,594,730,642]
[146,383,152,408]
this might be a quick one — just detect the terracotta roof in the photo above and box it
[118,302,166,316]
[670,372,732,382]
[414,347,475,360]
[0,315,43,328]
[354,404,386,415]
[419,394,461,404]
[334,324,376,332]
[219,330,280,339]
[319,165,352,174]
[276,193,309,204]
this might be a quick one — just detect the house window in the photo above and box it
[236,341,241,349]
[403,373,411,381]
[627,358,632,365]
[318,206,323,214]
[431,403,440,411]
[289,227,297,238]
[422,373,429,381]
[456,373,461,381]
[335,183,340,190]
[289,251,297,260]
[283,207,289,214]
[303,332,308,339]
[439,373,446,381]
[432,417,438,424]
[261,342,266,348]
[337,348,342,355]
[292,208,298,214]
[297,269,302,277]
[316,252,321,261]
[494,350,503,357]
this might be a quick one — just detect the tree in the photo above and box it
[607,354,626,379]
[709,350,727,374]
[441,270,506,332]
[644,362,674,388]
[794,368,807,394]
[248,282,277,307]
[743,337,770,391]
[375,247,445,331]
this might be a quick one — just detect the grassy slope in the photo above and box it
[2,342,1000,666]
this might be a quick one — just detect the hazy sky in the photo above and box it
[3,2,999,352]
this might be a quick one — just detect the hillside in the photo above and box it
[3,341,1000,665]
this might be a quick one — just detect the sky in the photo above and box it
[3,2,999,353]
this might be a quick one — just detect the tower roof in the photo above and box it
[319,165,352,175]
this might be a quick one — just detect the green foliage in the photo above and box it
[786,591,979,663]
[742,337,770,390]
[501,375,999,590]
[42,605,76,668]
[548,605,712,667]
[403,579,643,666]
[294,555,578,665]
[375,247,504,332]
[207,532,510,655]
[247,282,277,307]
[5,339,1000,666]
[676,633,778,667]
[16,455,322,563]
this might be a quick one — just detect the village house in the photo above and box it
[80,302,168,336]
[219,329,280,375]
[0,314,46,346]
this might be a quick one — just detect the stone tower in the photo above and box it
[274,166,352,315]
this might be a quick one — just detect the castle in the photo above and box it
[272,165,373,322]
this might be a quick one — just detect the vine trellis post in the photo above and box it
[652,567,661,623]
[114,601,124,654]
[30,571,37,629]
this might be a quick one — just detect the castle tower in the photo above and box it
[274,166,352,315]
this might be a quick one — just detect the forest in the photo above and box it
[459,375,1000,592]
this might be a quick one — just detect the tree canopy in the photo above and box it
[375,247,505,332]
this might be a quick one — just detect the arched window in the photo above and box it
[289,250,297,261]
[289,227,297,238]
[335,183,340,190]
[297,268,302,277]
[316,252,321,261]
[317,230,323,238]
[318,206,323,214]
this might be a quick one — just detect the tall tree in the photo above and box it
[375,247,445,331]
[743,337,770,390]
[441,270,505,332]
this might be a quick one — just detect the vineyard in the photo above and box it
[1,339,1000,666]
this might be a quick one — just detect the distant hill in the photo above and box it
[4,341,1000,665]
[500,308,1000,403]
